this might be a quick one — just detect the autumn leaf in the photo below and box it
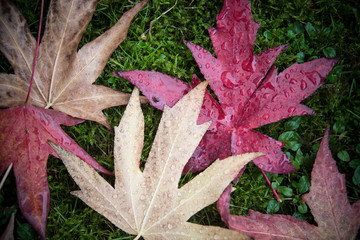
[217,127,360,240]
[0,105,113,239]
[0,0,148,238]
[0,213,14,240]
[113,0,337,175]
[0,0,148,128]
[50,82,262,239]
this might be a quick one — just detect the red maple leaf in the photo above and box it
[114,0,337,175]
[217,127,360,239]
[0,105,112,239]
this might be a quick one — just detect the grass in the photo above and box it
[1,0,359,239]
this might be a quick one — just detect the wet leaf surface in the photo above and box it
[51,83,261,239]
[217,127,360,240]
[0,0,148,127]
[114,0,337,176]
[0,105,113,239]
[0,0,148,238]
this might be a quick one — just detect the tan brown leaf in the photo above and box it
[50,81,262,239]
[0,0,148,127]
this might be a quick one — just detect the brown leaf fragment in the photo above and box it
[51,82,263,239]
[0,0,149,128]
[217,126,360,240]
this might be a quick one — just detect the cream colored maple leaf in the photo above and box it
[0,0,148,128]
[50,82,261,239]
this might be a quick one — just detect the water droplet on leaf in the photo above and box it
[300,80,307,90]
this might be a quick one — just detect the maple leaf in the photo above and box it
[217,127,360,240]
[0,213,14,240]
[50,82,263,240]
[0,0,148,237]
[0,0,148,128]
[113,0,338,175]
[0,105,113,239]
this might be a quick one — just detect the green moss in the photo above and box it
[1,0,359,239]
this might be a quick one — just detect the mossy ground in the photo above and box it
[1,0,359,239]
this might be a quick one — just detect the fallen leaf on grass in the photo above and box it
[0,0,148,238]
[114,0,337,175]
[51,82,262,239]
[0,212,15,240]
[0,0,148,128]
[217,127,360,239]
[0,105,112,239]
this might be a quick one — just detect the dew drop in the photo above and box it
[138,74,143,79]
[288,106,296,113]
[233,56,240,64]
[242,146,250,152]
[285,73,290,79]
[306,71,321,85]
[209,28,216,36]
[221,71,238,88]
[240,89,245,96]
[205,63,210,69]
[198,53,202,59]
[262,114,269,120]
[195,45,201,51]
[234,9,247,22]
[290,78,297,84]
[229,27,235,36]
[271,94,280,102]
[167,224,173,229]
[300,80,307,90]
[284,90,290,98]
[247,88,252,96]
[113,194,118,199]
[242,56,254,73]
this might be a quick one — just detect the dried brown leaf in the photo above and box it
[51,82,262,239]
[0,0,148,127]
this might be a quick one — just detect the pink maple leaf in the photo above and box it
[217,127,360,239]
[114,0,337,175]
[0,105,112,239]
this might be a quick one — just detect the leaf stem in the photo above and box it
[260,168,282,203]
[24,0,45,105]
[0,163,13,190]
